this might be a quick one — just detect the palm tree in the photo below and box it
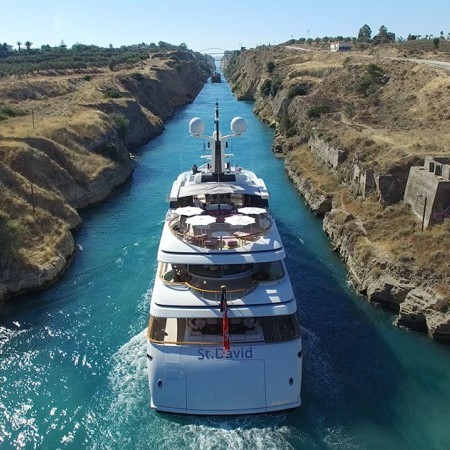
[24,40,32,50]
[17,41,22,52]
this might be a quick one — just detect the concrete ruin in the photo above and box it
[404,156,450,229]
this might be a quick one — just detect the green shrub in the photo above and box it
[96,143,125,163]
[307,104,329,119]
[0,217,29,265]
[354,63,385,97]
[355,75,379,96]
[260,79,272,96]
[266,61,275,73]
[112,113,129,140]
[104,86,123,98]
[287,83,308,98]
[344,102,356,118]
[366,63,384,79]
[130,72,145,82]
[270,76,282,96]
[0,104,27,120]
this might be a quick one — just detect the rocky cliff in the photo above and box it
[224,45,450,341]
[0,50,213,311]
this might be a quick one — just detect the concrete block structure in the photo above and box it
[330,41,352,52]
[404,157,450,229]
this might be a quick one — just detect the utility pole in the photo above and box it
[30,181,35,214]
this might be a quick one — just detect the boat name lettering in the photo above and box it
[197,347,253,360]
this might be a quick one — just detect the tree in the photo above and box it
[1,43,8,56]
[17,41,22,52]
[379,25,389,41]
[24,40,32,50]
[357,24,372,42]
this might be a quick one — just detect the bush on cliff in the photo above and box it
[287,83,309,98]
[260,79,272,97]
[307,104,329,119]
[0,217,29,267]
[96,143,125,163]
[112,113,129,140]
[266,61,276,73]
[354,63,386,97]
[0,104,27,121]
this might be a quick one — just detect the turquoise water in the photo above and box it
[1,78,450,450]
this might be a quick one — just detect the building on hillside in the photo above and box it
[404,156,450,229]
[330,41,352,52]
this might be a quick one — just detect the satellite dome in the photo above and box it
[189,117,205,135]
[231,117,246,134]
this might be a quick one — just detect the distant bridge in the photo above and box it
[198,48,226,60]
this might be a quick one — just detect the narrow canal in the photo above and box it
[1,74,450,450]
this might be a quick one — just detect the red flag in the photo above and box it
[220,287,230,351]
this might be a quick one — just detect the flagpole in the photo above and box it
[220,285,230,352]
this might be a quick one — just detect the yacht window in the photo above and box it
[189,264,253,278]
[260,314,300,342]
[253,261,284,281]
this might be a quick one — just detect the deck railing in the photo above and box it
[158,265,258,301]
[169,212,272,250]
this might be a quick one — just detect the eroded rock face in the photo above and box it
[323,207,450,341]
[396,288,448,332]
[224,49,450,342]
[285,163,332,216]
[0,50,212,302]
[425,310,450,341]
[367,276,414,309]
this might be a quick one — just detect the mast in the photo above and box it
[213,102,223,177]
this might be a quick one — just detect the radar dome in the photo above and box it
[189,117,205,135]
[231,117,246,134]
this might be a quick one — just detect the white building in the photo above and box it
[330,41,352,52]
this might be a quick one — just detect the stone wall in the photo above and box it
[308,136,347,169]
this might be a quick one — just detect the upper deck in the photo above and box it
[157,161,286,262]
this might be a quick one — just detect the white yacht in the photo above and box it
[146,103,302,415]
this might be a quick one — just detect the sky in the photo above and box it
[2,0,450,53]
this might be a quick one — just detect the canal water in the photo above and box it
[1,75,450,450]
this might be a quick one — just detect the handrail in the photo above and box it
[148,337,263,345]
[158,265,257,297]
[168,213,273,250]
[146,318,261,345]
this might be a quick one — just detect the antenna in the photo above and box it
[213,102,222,177]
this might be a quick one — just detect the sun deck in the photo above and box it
[169,207,272,250]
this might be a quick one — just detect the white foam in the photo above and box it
[81,331,307,450]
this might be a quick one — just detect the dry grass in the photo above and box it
[287,146,342,194]
[240,44,450,294]
[335,191,450,288]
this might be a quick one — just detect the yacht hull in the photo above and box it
[147,339,302,415]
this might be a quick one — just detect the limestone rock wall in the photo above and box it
[225,48,450,342]
[0,50,212,310]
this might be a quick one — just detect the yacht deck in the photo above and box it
[169,208,272,250]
